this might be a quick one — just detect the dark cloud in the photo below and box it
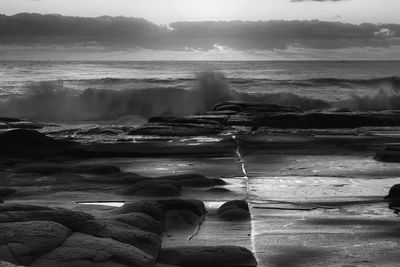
[0,13,399,53]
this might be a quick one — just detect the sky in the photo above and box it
[0,0,400,60]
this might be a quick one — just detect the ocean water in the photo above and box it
[0,61,400,122]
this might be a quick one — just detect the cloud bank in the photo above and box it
[0,13,399,60]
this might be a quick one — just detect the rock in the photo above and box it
[158,246,257,267]
[78,219,161,257]
[129,123,224,136]
[0,209,94,231]
[148,116,222,126]
[206,187,231,193]
[125,180,181,197]
[0,221,71,265]
[13,162,121,175]
[0,189,16,198]
[113,199,206,222]
[214,101,301,113]
[107,212,162,235]
[30,232,155,267]
[0,129,61,149]
[217,200,250,221]
[161,199,206,217]
[0,203,52,212]
[113,201,165,221]
[156,174,226,188]
[164,209,201,231]
[384,184,400,199]
[0,118,21,123]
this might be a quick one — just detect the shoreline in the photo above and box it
[1,101,400,266]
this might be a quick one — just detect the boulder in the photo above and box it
[0,221,71,265]
[78,219,161,257]
[112,201,165,221]
[217,200,250,221]
[113,199,206,222]
[158,246,257,267]
[384,184,400,199]
[0,209,94,231]
[30,232,154,267]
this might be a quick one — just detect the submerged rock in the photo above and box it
[158,246,257,267]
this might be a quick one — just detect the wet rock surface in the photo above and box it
[3,101,400,266]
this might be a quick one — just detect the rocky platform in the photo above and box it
[1,101,400,266]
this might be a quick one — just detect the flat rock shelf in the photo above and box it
[1,102,400,266]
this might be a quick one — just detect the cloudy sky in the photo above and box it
[0,0,400,60]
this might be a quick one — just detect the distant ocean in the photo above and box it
[0,61,400,122]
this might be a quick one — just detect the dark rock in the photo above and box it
[0,221,71,266]
[125,180,181,197]
[217,200,250,221]
[7,121,43,130]
[164,209,202,231]
[206,187,231,193]
[214,101,301,113]
[161,199,206,217]
[0,129,61,149]
[113,199,206,222]
[148,116,222,126]
[107,212,162,235]
[0,129,74,158]
[0,209,94,231]
[112,201,165,221]
[384,184,400,199]
[156,174,226,188]
[129,123,224,136]
[158,246,257,267]
[13,162,121,175]
[0,204,52,212]
[30,232,155,267]
[0,189,16,198]
[0,118,21,123]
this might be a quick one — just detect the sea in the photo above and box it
[0,61,400,124]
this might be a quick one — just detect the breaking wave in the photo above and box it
[0,72,236,121]
[1,73,400,121]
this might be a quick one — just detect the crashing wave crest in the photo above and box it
[1,72,400,121]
